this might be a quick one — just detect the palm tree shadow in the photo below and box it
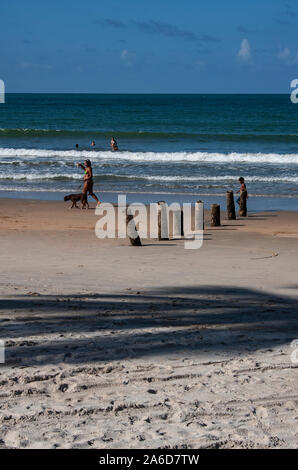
[1,285,297,367]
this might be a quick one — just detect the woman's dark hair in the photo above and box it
[239,177,244,182]
[84,159,91,167]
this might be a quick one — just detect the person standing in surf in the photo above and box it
[236,177,248,205]
[110,137,119,151]
[77,159,100,206]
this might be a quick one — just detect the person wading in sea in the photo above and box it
[110,137,119,151]
[236,177,248,205]
[77,159,101,206]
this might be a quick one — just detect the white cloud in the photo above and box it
[120,49,135,65]
[237,39,252,63]
[277,47,298,65]
[19,62,34,69]
[293,51,298,64]
[195,59,205,69]
[19,62,53,70]
[277,47,291,61]
[120,49,128,60]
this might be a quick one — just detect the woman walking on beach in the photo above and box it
[77,159,100,206]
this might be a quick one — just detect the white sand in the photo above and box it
[0,199,297,449]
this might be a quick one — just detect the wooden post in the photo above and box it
[239,190,247,217]
[157,201,169,240]
[181,209,184,237]
[195,200,204,231]
[226,191,236,220]
[210,204,220,227]
[126,208,142,246]
[172,208,184,238]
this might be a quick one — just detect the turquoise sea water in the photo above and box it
[0,94,297,208]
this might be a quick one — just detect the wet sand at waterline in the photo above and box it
[0,198,298,449]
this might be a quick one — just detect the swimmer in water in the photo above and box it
[110,137,119,151]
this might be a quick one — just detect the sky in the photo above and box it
[0,0,298,93]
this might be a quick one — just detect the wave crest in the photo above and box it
[1,148,298,164]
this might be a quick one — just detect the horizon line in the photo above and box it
[4,92,290,95]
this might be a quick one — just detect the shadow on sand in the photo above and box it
[1,285,297,367]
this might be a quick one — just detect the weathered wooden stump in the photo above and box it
[172,208,184,238]
[126,209,142,246]
[226,190,236,220]
[195,200,204,231]
[157,201,169,240]
[210,204,221,227]
[239,190,247,217]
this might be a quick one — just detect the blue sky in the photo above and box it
[1,0,298,93]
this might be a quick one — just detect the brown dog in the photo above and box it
[64,193,89,209]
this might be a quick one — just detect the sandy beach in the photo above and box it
[0,198,298,449]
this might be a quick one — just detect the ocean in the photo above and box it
[0,93,298,210]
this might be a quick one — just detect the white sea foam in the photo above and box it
[0,173,83,180]
[120,175,298,183]
[1,172,297,183]
[0,148,298,164]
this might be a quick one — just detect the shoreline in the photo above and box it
[1,196,298,239]
[1,191,298,212]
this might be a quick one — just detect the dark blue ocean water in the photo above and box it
[0,94,298,204]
